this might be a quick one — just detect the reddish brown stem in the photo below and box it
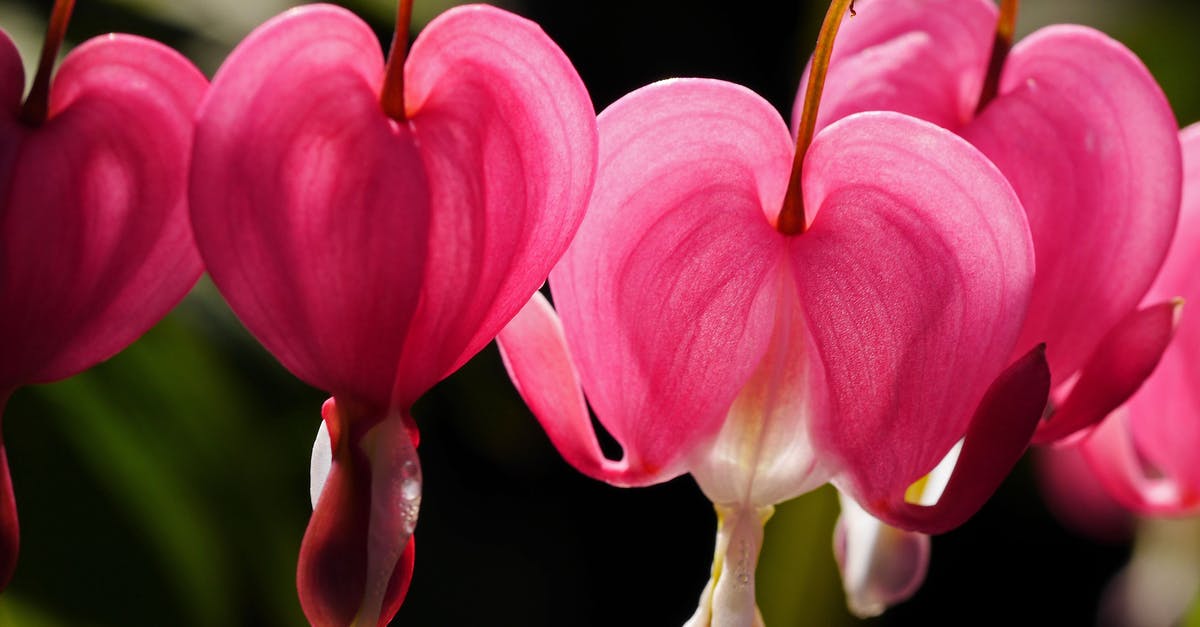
[380,0,415,121]
[777,0,856,236]
[19,0,76,126]
[975,0,1019,114]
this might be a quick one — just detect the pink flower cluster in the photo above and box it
[0,0,1194,625]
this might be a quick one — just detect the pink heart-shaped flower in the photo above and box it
[189,4,596,624]
[0,27,206,590]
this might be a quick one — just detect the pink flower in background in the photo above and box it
[803,0,1181,443]
[798,0,1183,613]
[188,3,596,625]
[1077,124,1200,516]
[498,69,1048,624]
[0,0,205,591]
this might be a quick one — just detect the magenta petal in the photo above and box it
[550,78,794,479]
[393,5,597,403]
[1034,301,1181,444]
[1080,124,1200,515]
[1081,409,1200,515]
[1035,444,1133,542]
[872,346,1049,533]
[1,34,205,385]
[796,112,1035,517]
[191,6,429,409]
[497,293,663,485]
[298,400,420,627]
[963,25,1181,384]
[795,0,995,136]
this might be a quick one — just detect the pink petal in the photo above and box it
[962,25,1182,386]
[298,399,420,627]
[548,78,794,481]
[393,4,597,404]
[795,112,1035,528]
[190,5,429,409]
[496,292,650,485]
[834,493,930,618]
[192,5,596,409]
[1034,301,1181,444]
[1,34,205,386]
[1081,409,1199,515]
[1035,443,1133,543]
[874,345,1050,533]
[794,0,995,136]
[1081,124,1200,515]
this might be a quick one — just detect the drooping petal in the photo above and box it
[549,78,794,482]
[0,34,205,386]
[393,4,597,405]
[1034,301,1181,444]
[496,292,649,485]
[834,493,930,618]
[794,111,1036,531]
[794,0,995,136]
[962,25,1181,386]
[298,399,421,627]
[190,5,429,409]
[875,346,1049,533]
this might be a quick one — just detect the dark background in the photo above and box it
[1,1,1198,625]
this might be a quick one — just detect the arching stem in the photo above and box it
[777,0,856,236]
[19,0,75,127]
[975,0,1019,114]
[380,0,415,121]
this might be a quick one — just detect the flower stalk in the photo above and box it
[380,0,415,121]
[20,0,76,126]
[975,0,1019,113]
[778,0,855,236]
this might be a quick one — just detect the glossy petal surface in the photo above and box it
[1,33,205,386]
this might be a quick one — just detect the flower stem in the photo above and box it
[19,0,75,127]
[380,0,415,122]
[777,0,856,236]
[975,0,1019,114]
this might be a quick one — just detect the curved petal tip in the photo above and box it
[864,344,1050,534]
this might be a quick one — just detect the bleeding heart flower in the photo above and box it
[796,0,1183,613]
[801,0,1181,443]
[498,2,1048,623]
[1073,123,1200,516]
[188,2,596,624]
[0,0,205,591]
